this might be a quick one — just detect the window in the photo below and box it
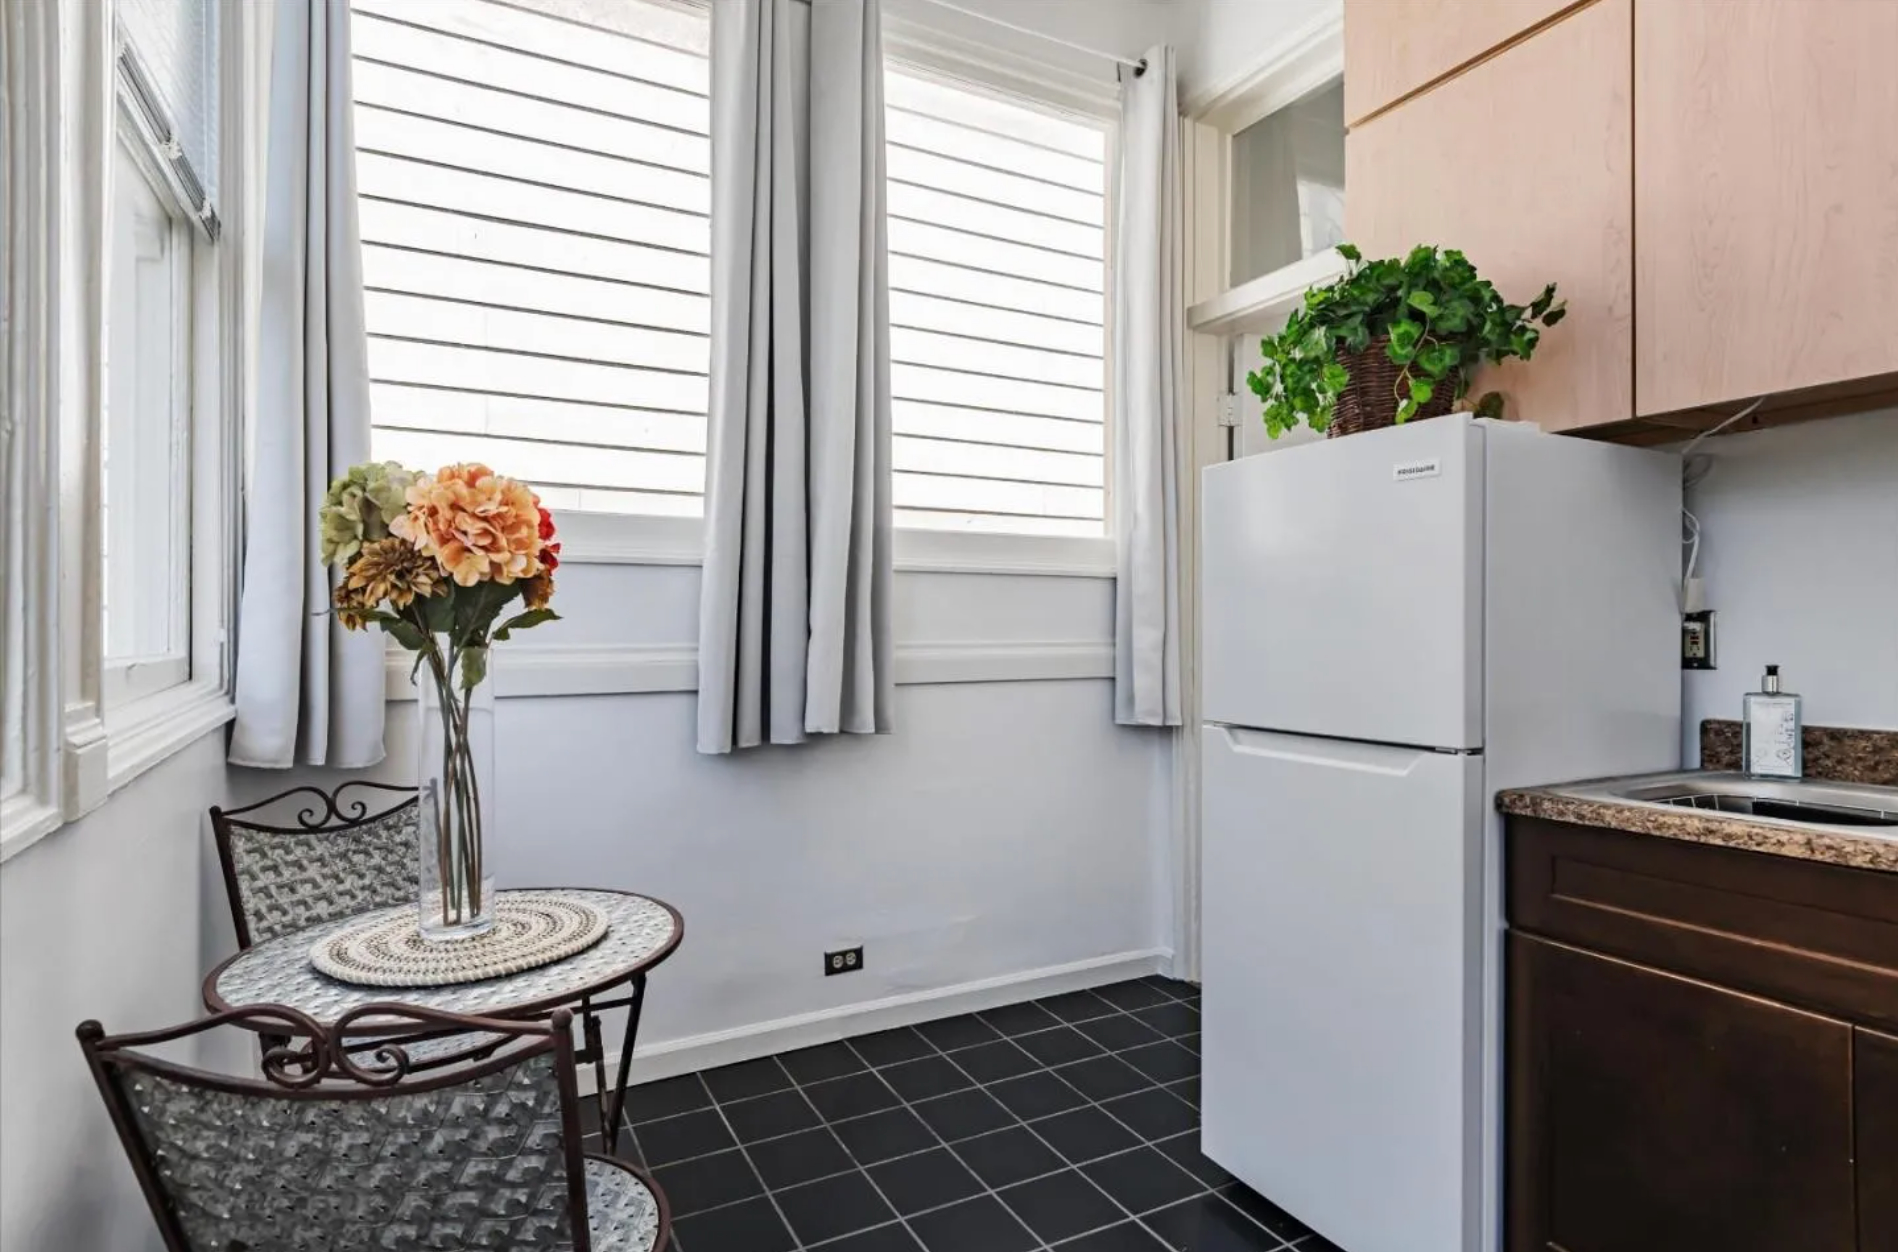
[104,141,194,707]
[103,0,224,711]
[1229,78,1344,287]
[350,0,711,517]
[884,70,1109,538]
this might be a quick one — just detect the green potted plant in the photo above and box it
[1247,243,1566,439]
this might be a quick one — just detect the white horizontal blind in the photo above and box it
[119,0,221,201]
[885,70,1108,537]
[351,0,711,517]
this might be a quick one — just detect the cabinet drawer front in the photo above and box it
[1507,817,1898,1029]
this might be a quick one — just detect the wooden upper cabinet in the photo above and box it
[1343,0,1578,125]
[1345,0,1632,432]
[1635,0,1898,417]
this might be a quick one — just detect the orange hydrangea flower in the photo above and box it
[393,463,544,587]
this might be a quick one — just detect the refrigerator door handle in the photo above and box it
[1215,726,1432,777]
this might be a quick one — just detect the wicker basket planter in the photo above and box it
[1328,335,1459,438]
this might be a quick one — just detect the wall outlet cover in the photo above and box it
[1683,610,1716,670]
[825,947,864,976]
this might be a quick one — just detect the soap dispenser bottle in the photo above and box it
[1742,664,1803,779]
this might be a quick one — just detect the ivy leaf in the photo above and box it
[381,618,427,651]
[1406,290,1439,317]
[1528,284,1556,320]
[1409,377,1435,406]
[1542,304,1567,326]
[492,607,559,643]
[1418,343,1460,378]
[1396,397,1420,424]
[1335,242,1362,263]
[458,644,488,692]
[1321,361,1350,393]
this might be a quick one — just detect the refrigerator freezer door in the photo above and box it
[1201,416,1483,749]
[1201,725,1483,1252]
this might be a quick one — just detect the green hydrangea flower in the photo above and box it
[319,461,416,567]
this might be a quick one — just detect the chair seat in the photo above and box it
[586,1157,664,1252]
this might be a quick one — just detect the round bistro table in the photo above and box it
[203,887,682,1154]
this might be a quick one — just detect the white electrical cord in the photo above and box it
[1679,396,1765,612]
[1681,395,1767,488]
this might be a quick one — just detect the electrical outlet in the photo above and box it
[1683,610,1716,670]
[824,947,863,976]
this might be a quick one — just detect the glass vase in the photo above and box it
[415,638,496,941]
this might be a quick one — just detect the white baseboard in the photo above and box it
[580,948,1173,1092]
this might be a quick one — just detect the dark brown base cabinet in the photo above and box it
[1505,817,1898,1252]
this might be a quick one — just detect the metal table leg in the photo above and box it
[603,973,647,1157]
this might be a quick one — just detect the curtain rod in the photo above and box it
[907,0,1147,75]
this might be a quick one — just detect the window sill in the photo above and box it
[0,795,64,866]
[104,681,236,794]
[385,639,1114,701]
[3,684,232,866]
[557,511,1116,579]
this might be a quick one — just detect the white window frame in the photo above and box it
[102,130,196,710]
[0,0,250,861]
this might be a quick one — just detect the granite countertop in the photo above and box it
[1497,722,1898,874]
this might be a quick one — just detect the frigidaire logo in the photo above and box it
[1392,458,1443,482]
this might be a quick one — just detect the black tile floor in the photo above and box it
[582,976,1344,1252]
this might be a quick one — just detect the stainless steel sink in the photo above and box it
[1557,771,1898,833]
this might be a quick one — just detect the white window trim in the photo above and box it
[0,0,66,857]
[2,0,249,864]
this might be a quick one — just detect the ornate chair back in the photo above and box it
[210,783,419,947]
[76,1005,668,1252]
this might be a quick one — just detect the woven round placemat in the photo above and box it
[310,893,609,988]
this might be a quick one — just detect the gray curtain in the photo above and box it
[228,0,383,768]
[1113,46,1185,728]
[697,0,893,754]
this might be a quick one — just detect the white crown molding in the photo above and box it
[1183,7,1343,132]
[385,639,1115,701]
[578,948,1173,1088]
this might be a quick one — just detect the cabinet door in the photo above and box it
[1345,0,1631,433]
[1343,0,1575,125]
[1861,1028,1898,1252]
[1508,934,1856,1252]
[1635,0,1898,416]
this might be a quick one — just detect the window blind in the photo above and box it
[885,70,1108,537]
[351,0,711,517]
[119,0,220,213]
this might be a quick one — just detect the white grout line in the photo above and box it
[631,980,1225,1251]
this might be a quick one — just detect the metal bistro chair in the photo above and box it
[210,782,423,951]
[210,782,499,1069]
[76,1004,671,1252]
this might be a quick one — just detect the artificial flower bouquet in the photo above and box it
[319,461,561,937]
[320,460,561,674]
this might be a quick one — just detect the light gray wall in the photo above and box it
[226,562,1173,1063]
[1681,410,1898,759]
[1175,0,1339,103]
[0,734,241,1252]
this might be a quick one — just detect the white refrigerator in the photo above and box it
[1198,416,1681,1252]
